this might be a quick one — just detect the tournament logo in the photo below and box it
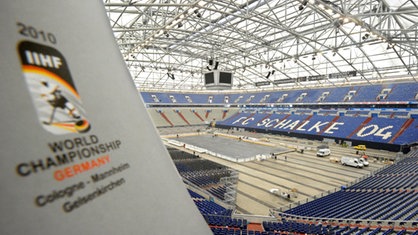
[18,41,90,134]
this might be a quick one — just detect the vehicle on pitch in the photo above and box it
[354,145,366,151]
[269,188,297,200]
[341,156,364,168]
[358,157,369,166]
[316,145,331,157]
[317,148,331,157]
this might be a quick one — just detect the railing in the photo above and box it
[270,211,418,231]
[231,213,277,223]
[220,169,239,205]
[183,178,235,210]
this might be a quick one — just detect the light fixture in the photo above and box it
[194,9,201,18]
[167,73,175,80]
[362,33,370,40]
[214,61,219,70]
[206,59,218,71]
[386,43,395,50]
[299,0,308,10]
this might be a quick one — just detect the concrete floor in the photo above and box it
[177,134,288,160]
[161,127,393,216]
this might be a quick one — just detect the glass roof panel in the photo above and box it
[103,0,418,91]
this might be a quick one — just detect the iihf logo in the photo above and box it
[18,41,91,134]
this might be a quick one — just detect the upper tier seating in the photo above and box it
[141,82,418,105]
[350,85,382,102]
[386,83,418,102]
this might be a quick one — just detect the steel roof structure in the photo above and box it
[104,0,418,91]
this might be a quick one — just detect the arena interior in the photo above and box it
[104,1,418,234]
